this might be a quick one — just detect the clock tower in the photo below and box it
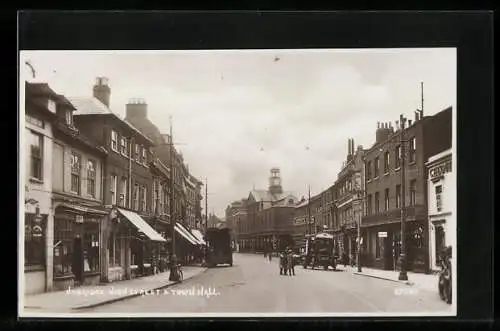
[268,168,283,195]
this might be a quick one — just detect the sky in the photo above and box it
[20,49,456,218]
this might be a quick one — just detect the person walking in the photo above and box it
[286,248,295,276]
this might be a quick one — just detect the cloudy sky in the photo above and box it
[20,49,456,217]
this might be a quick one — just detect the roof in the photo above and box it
[427,148,452,164]
[295,199,309,208]
[25,82,59,99]
[68,96,154,145]
[53,121,108,156]
[249,190,295,202]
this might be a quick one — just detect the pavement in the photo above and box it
[69,253,453,315]
[21,266,207,314]
[351,266,439,292]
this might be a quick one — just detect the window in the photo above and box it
[374,157,380,178]
[111,130,118,152]
[375,192,380,213]
[435,185,443,212]
[133,184,140,210]
[409,179,417,206]
[366,161,372,180]
[70,152,81,194]
[108,232,122,267]
[409,137,416,163]
[110,175,117,205]
[367,194,372,215]
[24,214,45,268]
[53,217,73,276]
[47,99,57,113]
[384,188,390,211]
[83,221,99,273]
[29,131,43,180]
[384,151,390,173]
[135,144,141,162]
[120,177,128,207]
[395,145,401,168]
[120,137,128,156]
[65,110,73,126]
[86,160,96,198]
[396,184,401,208]
[142,147,147,165]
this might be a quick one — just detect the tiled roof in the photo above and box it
[53,121,108,156]
[25,82,59,98]
[68,96,154,145]
[249,190,295,202]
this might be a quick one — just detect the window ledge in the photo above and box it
[384,172,390,176]
[395,167,401,172]
[54,274,75,280]
[29,178,44,184]
[111,148,120,154]
[373,176,379,181]
[25,265,45,272]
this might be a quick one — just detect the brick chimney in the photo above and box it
[375,122,393,144]
[93,77,111,107]
[126,98,148,119]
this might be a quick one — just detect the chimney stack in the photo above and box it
[408,119,413,126]
[93,77,111,107]
[126,98,148,120]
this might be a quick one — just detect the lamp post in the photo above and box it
[398,115,409,281]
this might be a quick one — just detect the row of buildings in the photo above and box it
[225,106,453,274]
[23,77,206,295]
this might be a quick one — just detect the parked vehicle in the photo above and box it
[438,245,452,304]
[303,232,337,270]
[205,227,233,267]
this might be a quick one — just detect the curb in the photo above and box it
[70,268,208,311]
[352,272,414,286]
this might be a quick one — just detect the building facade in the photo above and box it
[332,138,365,261]
[362,107,452,273]
[71,78,166,282]
[51,93,108,291]
[23,82,58,294]
[225,199,247,251]
[426,149,453,272]
[238,168,298,252]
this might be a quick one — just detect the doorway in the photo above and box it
[435,223,446,266]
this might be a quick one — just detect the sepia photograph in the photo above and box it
[19,48,456,318]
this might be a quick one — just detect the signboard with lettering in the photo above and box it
[430,159,452,179]
[378,231,388,238]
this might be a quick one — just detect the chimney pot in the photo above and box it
[93,77,111,107]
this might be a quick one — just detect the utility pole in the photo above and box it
[421,81,424,115]
[205,178,208,233]
[398,114,408,281]
[169,116,176,258]
[307,185,311,236]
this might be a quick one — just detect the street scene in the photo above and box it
[20,49,456,317]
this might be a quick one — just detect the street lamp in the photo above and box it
[398,115,409,281]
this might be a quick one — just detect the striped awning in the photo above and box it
[116,208,166,242]
[190,229,207,245]
[174,224,198,245]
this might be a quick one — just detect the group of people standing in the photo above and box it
[279,247,296,276]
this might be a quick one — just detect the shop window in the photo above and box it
[409,179,417,206]
[83,222,99,273]
[435,185,443,212]
[29,130,43,180]
[24,213,45,268]
[108,232,122,267]
[53,217,73,276]
[375,236,381,259]
[87,160,96,198]
[70,152,81,194]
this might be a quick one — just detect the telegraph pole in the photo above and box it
[398,114,408,281]
[169,116,176,258]
[307,185,311,236]
[205,178,208,233]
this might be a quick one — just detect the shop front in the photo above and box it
[174,222,203,265]
[112,208,167,280]
[52,203,108,291]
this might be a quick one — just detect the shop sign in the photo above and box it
[430,159,452,179]
[378,231,388,238]
[75,215,84,223]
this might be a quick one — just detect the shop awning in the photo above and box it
[190,229,207,245]
[116,208,166,242]
[58,203,108,215]
[174,224,198,245]
[177,223,204,245]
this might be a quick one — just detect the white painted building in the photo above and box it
[22,82,58,294]
[426,148,454,272]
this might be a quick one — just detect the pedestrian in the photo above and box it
[264,246,267,259]
[279,251,287,275]
[342,252,348,268]
[286,248,295,276]
[268,249,272,262]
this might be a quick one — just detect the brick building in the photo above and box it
[362,106,452,273]
[238,168,298,252]
[331,138,366,261]
[225,199,248,251]
[70,78,166,282]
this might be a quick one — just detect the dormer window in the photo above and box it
[65,109,73,126]
[47,99,57,113]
